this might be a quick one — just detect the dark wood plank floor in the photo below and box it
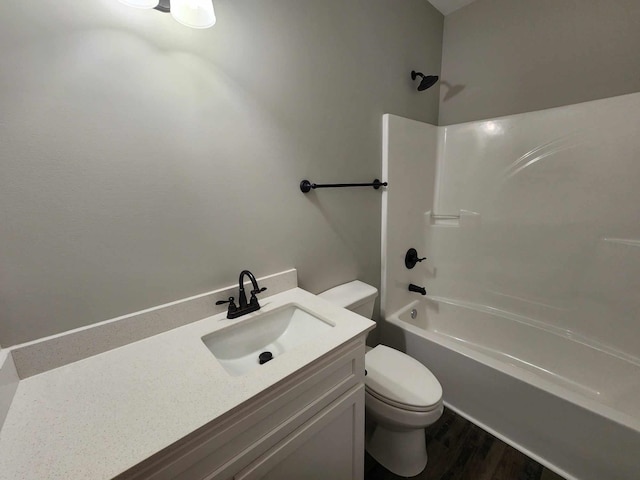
[365,408,566,480]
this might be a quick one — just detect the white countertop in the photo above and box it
[0,288,375,480]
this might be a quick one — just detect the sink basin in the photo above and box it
[202,305,334,376]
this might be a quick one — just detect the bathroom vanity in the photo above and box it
[126,339,365,479]
[0,284,375,480]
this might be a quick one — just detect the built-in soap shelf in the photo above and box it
[425,210,481,228]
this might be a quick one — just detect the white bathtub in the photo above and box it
[383,297,640,480]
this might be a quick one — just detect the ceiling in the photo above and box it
[427,0,478,16]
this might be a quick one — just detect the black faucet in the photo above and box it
[216,270,267,319]
[408,284,427,295]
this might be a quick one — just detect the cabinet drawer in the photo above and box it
[122,339,365,480]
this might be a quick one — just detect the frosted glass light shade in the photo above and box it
[170,0,216,29]
[119,0,159,9]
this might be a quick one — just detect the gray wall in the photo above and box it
[0,0,443,347]
[438,0,640,125]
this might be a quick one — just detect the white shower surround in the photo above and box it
[381,92,640,480]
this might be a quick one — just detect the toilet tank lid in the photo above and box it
[318,280,378,309]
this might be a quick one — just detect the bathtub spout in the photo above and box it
[408,284,427,295]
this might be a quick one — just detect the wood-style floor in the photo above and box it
[365,408,566,480]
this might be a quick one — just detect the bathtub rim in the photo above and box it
[386,299,640,435]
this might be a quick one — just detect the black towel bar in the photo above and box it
[300,179,388,193]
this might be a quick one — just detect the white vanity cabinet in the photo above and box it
[122,338,366,480]
[234,386,362,480]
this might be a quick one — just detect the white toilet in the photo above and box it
[319,280,444,477]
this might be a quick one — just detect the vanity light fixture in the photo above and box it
[118,0,216,29]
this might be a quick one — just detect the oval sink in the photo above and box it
[202,305,334,376]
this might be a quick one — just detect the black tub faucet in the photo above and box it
[408,284,427,296]
[216,270,267,319]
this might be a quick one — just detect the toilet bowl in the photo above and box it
[365,344,443,476]
[318,281,444,477]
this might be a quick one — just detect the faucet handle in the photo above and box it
[250,287,267,296]
[248,287,267,307]
[405,248,427,269]
[216,297,237,313]
[216,296,235,305]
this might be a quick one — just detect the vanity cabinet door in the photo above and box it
[233,385,364,480]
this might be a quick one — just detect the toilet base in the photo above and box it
[366,423,428,477]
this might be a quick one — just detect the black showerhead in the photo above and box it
[411,71,439,91]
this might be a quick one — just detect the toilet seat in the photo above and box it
[365,387,442,412]
[365,345,442,411]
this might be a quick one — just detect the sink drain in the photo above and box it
[259,351,274,365]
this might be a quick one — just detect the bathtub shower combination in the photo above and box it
[381,93,640,480]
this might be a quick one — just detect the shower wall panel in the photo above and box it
[431,92,640,361]
[381,115,438,318]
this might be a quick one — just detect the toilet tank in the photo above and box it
[318,280,378,319]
